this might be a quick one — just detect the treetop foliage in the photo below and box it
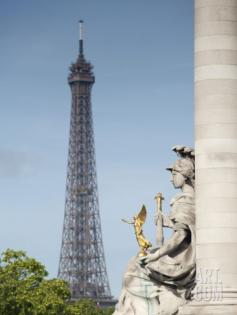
[0,249,114,315]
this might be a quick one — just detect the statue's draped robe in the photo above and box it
[113,193,195,315]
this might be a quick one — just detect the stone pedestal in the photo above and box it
[180,0,237,313]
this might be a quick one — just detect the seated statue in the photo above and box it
[113,145,196,315]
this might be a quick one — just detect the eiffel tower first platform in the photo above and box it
[58,21,115,307]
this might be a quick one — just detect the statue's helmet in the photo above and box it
[166,158,195,181]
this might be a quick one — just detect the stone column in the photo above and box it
[180,0,237,314]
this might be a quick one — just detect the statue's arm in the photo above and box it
[158,229,187,258]
[143,229,187,264]
[154,211,174,228]
[162,214,174,228]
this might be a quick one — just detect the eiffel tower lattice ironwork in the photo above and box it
[58,21,113,304]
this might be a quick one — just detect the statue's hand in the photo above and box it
[144,251,160,264]
[139,250,160,265]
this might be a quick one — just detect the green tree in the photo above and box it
[67,299,98,315]
[0,249,70,315]
[100,307,114,315]
[68,299,114,315]
[0,249,115,315]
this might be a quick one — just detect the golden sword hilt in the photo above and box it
[155,192,164,212]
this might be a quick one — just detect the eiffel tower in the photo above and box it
[58,21,114,306]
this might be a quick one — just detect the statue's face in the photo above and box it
[171,170,185,188]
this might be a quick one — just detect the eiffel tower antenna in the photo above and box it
[79,20,84,57]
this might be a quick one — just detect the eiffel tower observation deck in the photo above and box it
[58,21,114,306]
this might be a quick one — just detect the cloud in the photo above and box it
[0,150,40,178]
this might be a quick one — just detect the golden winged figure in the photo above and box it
[122,205,152,257]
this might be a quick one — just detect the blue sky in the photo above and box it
[0,0,193,297]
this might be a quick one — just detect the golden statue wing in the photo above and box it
[137,205,147,225]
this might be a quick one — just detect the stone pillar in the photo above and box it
[180,0,237,313]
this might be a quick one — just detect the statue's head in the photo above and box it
[167,158,195,188]
[166,145,195,189]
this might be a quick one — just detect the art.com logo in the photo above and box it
[193,268,223,302]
